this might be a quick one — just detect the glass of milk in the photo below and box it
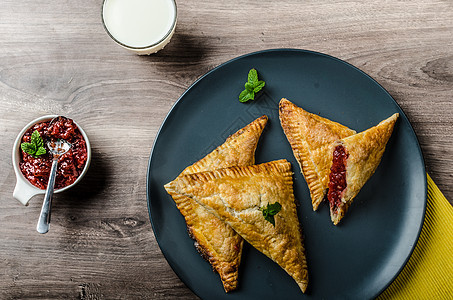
[102,0,177,55]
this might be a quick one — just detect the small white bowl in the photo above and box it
[12,115,92,206]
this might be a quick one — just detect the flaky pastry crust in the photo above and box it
[164,115,267,292]
[329,113,399,225]
[165,160,309,293]
[279,98,356,210]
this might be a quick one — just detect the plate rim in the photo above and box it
[146,48,427,299]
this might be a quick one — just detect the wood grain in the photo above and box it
[0,0,452,298]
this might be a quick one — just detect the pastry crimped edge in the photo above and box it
[165,160,309,293]
[164,191,244,292]
[329,113,399,225]
[164,115,268,292]
[279,98,356,210]
[180,115,268,176]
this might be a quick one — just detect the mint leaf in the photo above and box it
[21,142,36,155]
[239,90,254,103]
[31,130,41,145]
[248,68,258,85]
[267,202,282,214]
[260,202,282,226]
[21,130,46,157]
[264,214,275,226]
[253,80,265,93]
[239,68,266,103]
[244,82,254,91]
[36,137,43,148]
[35,146,46,156]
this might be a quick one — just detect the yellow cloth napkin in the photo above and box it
[379,174,453,299]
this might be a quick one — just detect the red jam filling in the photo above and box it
[327,145,349,211]
[19,118,87,190]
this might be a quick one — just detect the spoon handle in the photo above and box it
[37,158,58,234]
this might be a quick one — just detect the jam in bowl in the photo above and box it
[12,115,91,205]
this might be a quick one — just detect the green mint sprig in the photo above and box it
[21,130,46,157]
[259,202,282,226]
[239,68,265,103]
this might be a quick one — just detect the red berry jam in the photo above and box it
[327,145,348,211]
[19,118,87,189]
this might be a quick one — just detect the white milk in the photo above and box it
[102,0,176,49]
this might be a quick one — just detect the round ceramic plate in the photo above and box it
[146,49,426,299]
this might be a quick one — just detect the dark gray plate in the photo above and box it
[146,49,426,299]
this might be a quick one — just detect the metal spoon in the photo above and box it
[36,138,71,234]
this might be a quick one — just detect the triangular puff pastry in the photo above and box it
[165,160,309,293]
[279,98,356,210]
[164,115,268,292]
[327,113,399,225]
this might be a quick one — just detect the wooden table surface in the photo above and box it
[1,0,452,299]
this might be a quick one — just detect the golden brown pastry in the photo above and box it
[165,160,309,293]
[279,98,356,210]
[164,115,268,292]
[327,113,399,225]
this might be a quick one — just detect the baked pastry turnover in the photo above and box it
[279,98,356,210]
[165,160,309,293]
[327,113,399,225]
[164,115,267,292]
